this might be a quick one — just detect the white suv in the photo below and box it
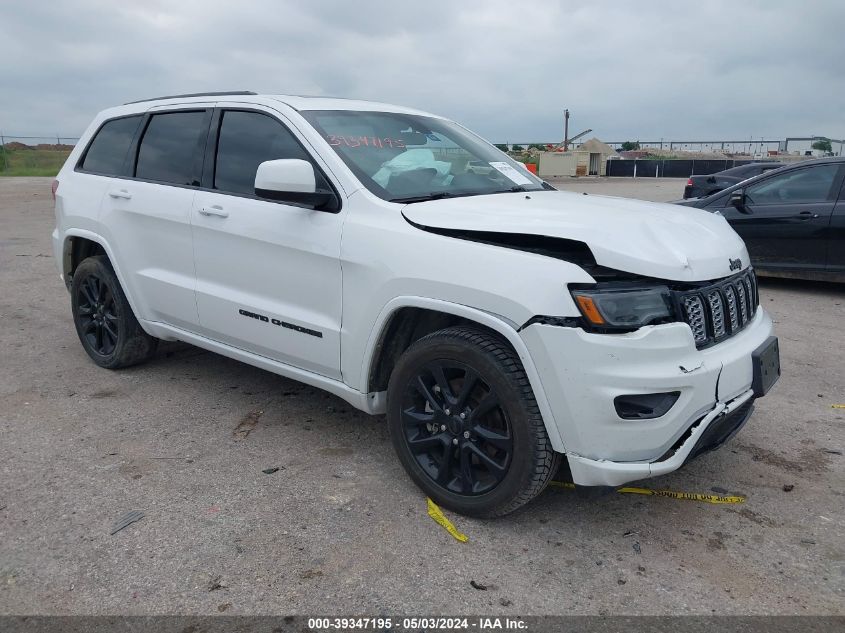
[52,92,780,517]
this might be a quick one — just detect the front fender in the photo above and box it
[357,296,567,453]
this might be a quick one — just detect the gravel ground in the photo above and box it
[0,177,843,616]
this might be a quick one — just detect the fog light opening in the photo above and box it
[614,391,681,420]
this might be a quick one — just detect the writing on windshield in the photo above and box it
[302,110,544,202]
[327,135,407,149]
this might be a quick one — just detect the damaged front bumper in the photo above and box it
[566,389,755,487]
[520,308,775,487]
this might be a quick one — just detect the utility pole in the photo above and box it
[563,109,570,151]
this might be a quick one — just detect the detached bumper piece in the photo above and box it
[685,399,754,463]
[567,389,756,487]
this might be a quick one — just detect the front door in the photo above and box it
[722,163,841,272]
[190,108,344,379]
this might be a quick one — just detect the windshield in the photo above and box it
[301,110,546,202]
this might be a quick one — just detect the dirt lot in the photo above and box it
[1,177,843,615]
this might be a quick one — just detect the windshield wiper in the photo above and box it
[389,192,454,204]
[488,185,529,194]
[390,191,488,204]
[390,186,537,204]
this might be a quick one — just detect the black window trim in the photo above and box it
[838,166,845,203]
[200,106,342,213]
[743,163,844,206]
[74,113,145,178]
[129,108,214,189]
[711,162,845,209]
[72,106,343,211]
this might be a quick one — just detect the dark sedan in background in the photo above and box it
[676,157,845,282]
[683,162,784,199]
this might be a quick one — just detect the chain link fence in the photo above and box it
[0,134,80,176]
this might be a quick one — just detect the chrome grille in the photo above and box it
[736,281,748,324]
[742,278,754,317]
[748,272,758,307]
[707,291,726,337]
[724,285,739,331]
[676,268,759,349]
[682,296,707,344]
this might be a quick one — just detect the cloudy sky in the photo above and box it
[2,0,844,144]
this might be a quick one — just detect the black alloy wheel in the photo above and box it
[401,360,513,496]
[71,256,158,369]
[387,326,560,517]
[76,274,119,356]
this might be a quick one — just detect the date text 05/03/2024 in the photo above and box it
[307,617,528,631]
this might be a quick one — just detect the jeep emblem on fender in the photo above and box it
[729,258,742,271]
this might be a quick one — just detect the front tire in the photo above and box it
[387,326,560,517]
[71,256,158,369]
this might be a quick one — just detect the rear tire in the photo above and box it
[387,326,560,517]
[71,256,158,369]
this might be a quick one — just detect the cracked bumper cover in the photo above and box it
[520,309,774,487]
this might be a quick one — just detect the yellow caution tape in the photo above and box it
[617,486,745,504]
[832,404,845,409]
[426,498,468,542]
[548,480,745,504]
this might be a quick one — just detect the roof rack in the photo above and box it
[124,91,257,105]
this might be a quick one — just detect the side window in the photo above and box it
[746,165,839,205]
[135,111,207,185]
[80,116,142,175]
[214,110,326,196]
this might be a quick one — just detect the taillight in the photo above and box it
[51,179,59,201]
[685,178,693,187]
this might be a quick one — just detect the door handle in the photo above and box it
[795,211,819,220]
[108,189,132,200]
[199,205,229,218]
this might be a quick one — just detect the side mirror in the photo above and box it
[729,189,753,214]
[254,159,336,210]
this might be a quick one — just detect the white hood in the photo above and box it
[402,190,749,282]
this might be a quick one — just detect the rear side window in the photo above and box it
[135,111,207,185]
[719,165,754,178]
[80,116,142,175]
[214,110,322,195]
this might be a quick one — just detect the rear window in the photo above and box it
[80,116,142,175]
[135,111,207,185]
[719,163,780,178]
[719,165,757,178]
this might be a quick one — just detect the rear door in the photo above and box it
[190,106,344,379]
[71,115,144,257]
[721,163,842,272]
[99,107,211,329]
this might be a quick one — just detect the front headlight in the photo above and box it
[571,286,673,329]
